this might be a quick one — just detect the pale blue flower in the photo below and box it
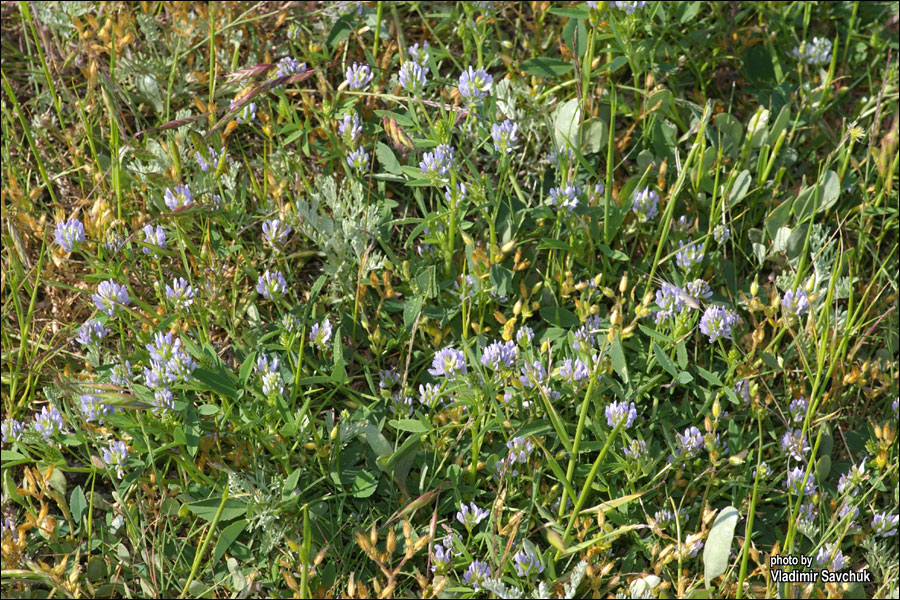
[338,112,362,145]
[310,318,333,348]
[93,280,131,316]
[345,62,374,90]
[631,188,658,222]
[491,120,519,154]
[781,289,809,316]
[1,419,25,444]
[262,219,292,249]
[458,66,492,101]
[165,277,195,311]
[870,512,899,538]
[792,37,832,66]
[462,560,491,591]
[481,339,517,371]
[398,61,428,94]
[54,218,85,252]
[256,270,287,300]
[77,320,110,346]
[698,306,738,342]
[605,400,637,429]
[34,406,64,438]
[675,240,704,270]
[142,224,167,255]
[101,440,128,478]
[513,546,544,577]
[786,466,816,497]
[346,147,369,172]
[164,185,193,211]
[80,394,114,424]
[429,347,467,379]
[457,502,489,529]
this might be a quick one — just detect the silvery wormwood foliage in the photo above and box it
[293,175,385,305]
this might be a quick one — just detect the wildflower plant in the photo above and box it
[2,3,897,599]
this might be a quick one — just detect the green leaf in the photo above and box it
[388,419,429,433]
[677,371,694,384]
[375,142,403,175]
[540,306,580,328]
[326,17,352,48]
[213,519,249,565]
[350,469,379,498]
[652,342,678,378]
[520,57,574,79]
[554,98,581,150]
[728,170,752,208]
[1,450,31,467]
[610,333,628,383]
[489,264,513,297]
[548,6,590,18]
[404,295,424,331]
[598,244,628,261]
[694,366,723,386]
[192,367,238,400]
[187,498,247,522]
[703,506,740,585]
[332,325,348,384]
[70,485,87,526]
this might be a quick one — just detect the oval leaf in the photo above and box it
[703,506,740,584]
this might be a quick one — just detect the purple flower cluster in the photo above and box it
[623,438,646,459]
[256,270,287,300]
[419,144,456,181]
[458,66,492,101]
[407,41,430,65]
[195,147,222,173]
[344,62,374,90]
[93,280,131,317]
[698,306,739,342]
[143,333,196,411]
[513,546,544,577]
[273,56,305,79]
[429,347,467,379]
[164,185,194,211]
[837,460,866,496]
[34,406,64,438]
[654,283,686,324]
[1,418,25,444]
[418,383,442,408]
[491,120,519,154]
[256,354,284,398]
[398,61,428,94]
[101,440,128,478]
[462,560,491,591]
[606,400,638,429]
[780,428,810,461]
[870,512,899,538]
[713,224,730,244]
[654,508,689,529]
[781,289,809,316]
[815,544,845,571]
[310,318,333,348]
[506,436,533,467]
[431,536,455,573]
[548,184,580,213]
[346,147,370,172]
[262,219,292,249]
[165,277,195,311]
[516,326,534,346]
[338,113,362,145]
[481,339,517,371]
[80,394,114,424]
[788,397,808,423]
[559,358,589,386]
[77,319,110,346]
[613,1,647,13]
[675,241,704,270]
[55,218,85,252]
[142,224,167,255]
[685,279,712,303]
[672,425,704,463]
[786,466,816,497]
[631,188,659,222]
[457,502,489,529]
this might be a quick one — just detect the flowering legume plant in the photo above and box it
[2,2,898,598]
